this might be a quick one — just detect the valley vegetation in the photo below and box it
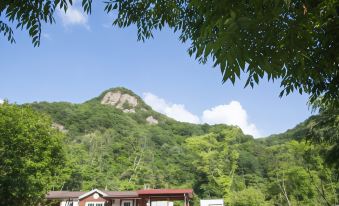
[1,88,338,206]
[1,1,337,205]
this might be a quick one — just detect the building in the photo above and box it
[200,199,224,206]
[46,188,193,206]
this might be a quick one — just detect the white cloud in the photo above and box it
[58,7,89,29]
[201,101,260,137]
[0,99,3,104]
[143,93,200,124]
[143,92,261,138]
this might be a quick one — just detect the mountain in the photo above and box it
[29,87,227,189]
[28,87,338,205]
[31,87,207,135]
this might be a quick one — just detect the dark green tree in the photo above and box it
[0,102,66,206]
[306,100,339,168]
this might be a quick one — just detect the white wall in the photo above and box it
[200,199,224,206]
[147,201,173,206]
[60,200,79,206]
[59,198,139,206]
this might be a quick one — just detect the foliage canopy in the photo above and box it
[26,88,339,205]
[106,0,339,106]
[1,0,338,105]
[0,103,65,206]
[0,88,338,205]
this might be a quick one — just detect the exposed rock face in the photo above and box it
[101,91,122,106]
[123,109,135,113]
[116,93,138,109]
[52,123,67,133]
[101,91,138,113]
[146,116,158,125]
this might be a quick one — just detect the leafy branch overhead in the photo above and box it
[103,0,339,106]
[1,0,338,106]
[0,0,92,47]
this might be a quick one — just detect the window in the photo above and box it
[122,200,133,206]
[86,202,104,206]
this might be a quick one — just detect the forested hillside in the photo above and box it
[29,88,339,206]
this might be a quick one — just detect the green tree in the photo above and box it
[0,0,92,46]
[1,1,338,105]
[306,101,339,168]
[0,0,339,105]
[303,144,339,206]
[231,187,268,206]
[0,103,66,206]
[185,128,240,201]
[264,140,338,205]
[105,0,339,106]
[9,88,338,205]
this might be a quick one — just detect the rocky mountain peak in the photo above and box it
[92,87,159,124]
[101,90,138,113]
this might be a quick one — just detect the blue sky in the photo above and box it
[0,1,312,137]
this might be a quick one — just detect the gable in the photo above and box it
[78,189,108,200]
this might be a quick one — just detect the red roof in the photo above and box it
[104,191,138,197]
[46,191,86,199]
[137,189,193,195]
[46,189,194,200]
[46,190,138,199]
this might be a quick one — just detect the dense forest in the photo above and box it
[3,87,338,206]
